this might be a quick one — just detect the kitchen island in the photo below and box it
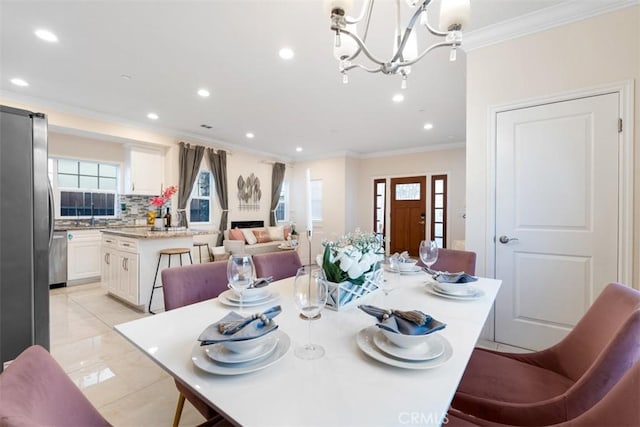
[101,227,216,313]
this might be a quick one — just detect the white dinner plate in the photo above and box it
[425,283,485,301]
[218,289,279,308]
[223,288,271,303]
[192,330,290,375]
[384,265,423,275]
[204,334,279,364]
[373,330,445,362]
[356,326,452,369]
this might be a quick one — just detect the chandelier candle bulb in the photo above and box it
[440,0,471,31]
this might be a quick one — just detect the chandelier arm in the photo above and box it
[398,40,453,68]
[335,28,386,66]
[390,2,424,63]
[345,0,374,25]
[421,11,449,37]
[345,0,376,62]
[341,62,382,74]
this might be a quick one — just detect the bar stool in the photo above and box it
[148,248,193,314]
[193,242,213,263]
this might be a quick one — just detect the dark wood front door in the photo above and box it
[390,176,426,256]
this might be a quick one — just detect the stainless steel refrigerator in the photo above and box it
[0,105,50,371]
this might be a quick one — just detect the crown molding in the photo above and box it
[358,142,466,159]
[464,0,640,52]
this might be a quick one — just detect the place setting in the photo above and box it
[355,304,453,369]
[218,254,279,308]
[191,305,290,375]
[384,252,423,275]
[424,270,484,301]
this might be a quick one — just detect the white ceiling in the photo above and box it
[0,0,598,160]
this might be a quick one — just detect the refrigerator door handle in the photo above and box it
[48,180,54,249]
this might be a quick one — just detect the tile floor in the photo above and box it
[50,282,205,426]
[50,282,529,426]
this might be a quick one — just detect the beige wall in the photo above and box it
[354,148,467,252]
[466,7,639,288]
[49,132,125,165]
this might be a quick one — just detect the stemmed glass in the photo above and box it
[293,265,328,360]
[419,240,439,272]
[227,254,254,314]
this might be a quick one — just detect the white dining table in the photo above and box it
[115,270,501,427]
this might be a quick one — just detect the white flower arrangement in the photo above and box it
[317,232,384,286]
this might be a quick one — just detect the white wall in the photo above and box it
[466,7,639,290]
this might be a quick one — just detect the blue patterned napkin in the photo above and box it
[358,305,446,335]
[434,272,477,283]
[198,306,280,346]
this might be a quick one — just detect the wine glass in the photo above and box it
[227,254,254,313]
[293,265,328,360]
[419,240,439,272]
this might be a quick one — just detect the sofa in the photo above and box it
[223,221,294,255]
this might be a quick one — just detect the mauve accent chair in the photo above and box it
[252,250,303,282]
[0,345,111,426]
[452,282,640,426]
[417,248,477,275]
[162,261,229,426]
[447,360,640,426]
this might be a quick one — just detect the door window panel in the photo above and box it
[431,175,447,248]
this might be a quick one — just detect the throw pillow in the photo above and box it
[253,228,272,244]
[229,228,245,241]
[241,228,258,245]
[267,226,284,242]
[283,225,292,239]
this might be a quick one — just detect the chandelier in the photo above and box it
[323,0,470,88]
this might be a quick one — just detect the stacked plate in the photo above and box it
[191,330,290,375]
[426,281,484,300]
[356,326,452,369]
[218,288,278,307]
[384,264,423,275]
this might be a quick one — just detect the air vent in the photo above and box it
[200,124,212,129]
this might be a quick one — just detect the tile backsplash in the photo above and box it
[55,194,171,228]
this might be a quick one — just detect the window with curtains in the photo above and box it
[275,182,289,223]
[189,171,213,223]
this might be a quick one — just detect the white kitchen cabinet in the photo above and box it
[124,147,165,195]
[101,236,118,293]
[67,229,102,284]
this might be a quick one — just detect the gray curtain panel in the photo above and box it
[270,162,286,226]
[208,148,228,247]
[177,142,205,228]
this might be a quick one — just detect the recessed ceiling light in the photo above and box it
[120,74,132,80]
[34,29,58,43]
[10,78,29,87]
[279,47,294,60]
[246,132,255,139]
[197,89,210,97]
[296,147,303,152]
[423,123,433,130]
[392,94,404,103]
[147,113,159,120]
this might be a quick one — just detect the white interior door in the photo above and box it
[495,93,620,350]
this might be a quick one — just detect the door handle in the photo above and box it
[498,235,519,244]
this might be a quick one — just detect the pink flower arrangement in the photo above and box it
[150,185,178,207]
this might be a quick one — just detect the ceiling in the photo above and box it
[0,0,575,160]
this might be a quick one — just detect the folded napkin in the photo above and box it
[358,305,446,336]
[423,267,478,284]
[249,276,273,288]
[198,306,281,346]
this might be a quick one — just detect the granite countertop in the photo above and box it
[55,225,150,231]
[101,227,217,239]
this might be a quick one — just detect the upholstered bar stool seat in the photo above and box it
[193,242,213,263]
[148,247,193,314]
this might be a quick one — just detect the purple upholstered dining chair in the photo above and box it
[252,250,303,282]
[446,359,640,426]
[451,282,640,426]
[161,260,229,426]
[0,345,111,426]
[417,248,477,275]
